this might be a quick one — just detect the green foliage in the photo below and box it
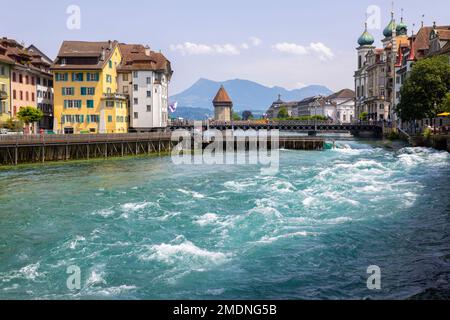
[396,55,450,121]
[3,118,24,131]
[423,127,433,139]
[359,112,369,121]
[241,110,254,121]
[17,106,43,125]
[387,131,400,141]
[232,112,242,121]
[444,92,450,112]
[277,106,289,119]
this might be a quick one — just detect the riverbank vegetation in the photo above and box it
[396,55,450,122]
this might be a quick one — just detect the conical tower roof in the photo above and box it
[213,85,232,103]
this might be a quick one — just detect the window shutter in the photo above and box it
[81,87,86,96]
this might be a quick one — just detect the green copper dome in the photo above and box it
[396,17,408,36]
[383,13,396,38]
[358,23,375,46]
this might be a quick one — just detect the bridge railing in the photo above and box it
[169,119,384,127]
[0,132,173,145]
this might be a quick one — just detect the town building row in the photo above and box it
[0,38,173,134]
[355,11,450,122]
[266,89,356,123]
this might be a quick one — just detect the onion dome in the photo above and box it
[358,23,375,46]
[383,12,396,38]
[396,17,408,36]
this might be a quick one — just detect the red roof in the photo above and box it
[213,85,232,103]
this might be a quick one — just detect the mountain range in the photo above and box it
[170,79,333,115]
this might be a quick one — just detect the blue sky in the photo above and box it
[1,0,449,94]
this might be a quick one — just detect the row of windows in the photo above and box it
[12,90,35,102]
[105,101,125,108]
[37,90,53,100]
[62,114,128,124]
[62,87,95,96]
[12,72,35,85]
[61,114,100,123]
[130,72,166,82]
[55,72,100,82]
[38,103,53,113]
[107,115,127,123]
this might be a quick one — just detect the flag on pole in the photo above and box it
[169,102,178,113]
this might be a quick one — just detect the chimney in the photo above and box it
[108,40,112,50]
[145,45,151,56]
[101,48,106,61]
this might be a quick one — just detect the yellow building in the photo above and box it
[0,44,14,123]
[51,41,128,134]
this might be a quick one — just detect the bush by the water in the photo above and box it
[423,127,433,139]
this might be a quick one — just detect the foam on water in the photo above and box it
[139,238,231,266]
[0,141,449,299]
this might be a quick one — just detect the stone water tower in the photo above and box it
[213,85,233,121]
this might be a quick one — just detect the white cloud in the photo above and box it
[250,36,262,47]
[170,42,240,56]
[309,42,334,61]
[273,42,308,55]
[241,43,250,50]
[272,42,334,61]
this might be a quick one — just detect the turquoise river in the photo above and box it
[0,139,449,299]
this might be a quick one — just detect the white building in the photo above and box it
[326,89,355,123]
[118,44,173,131]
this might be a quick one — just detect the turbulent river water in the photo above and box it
[0,139,449,300]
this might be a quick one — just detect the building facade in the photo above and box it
[1,38,38,122]
[117,44,172,131]
[354,11,410,122]
[327,89,355,123]
[51,41,128,134]
[1,37,54,132]
[0,43,13,123]
[28,45,54,130]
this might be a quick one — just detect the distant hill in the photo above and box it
[171,107,213,120]
[170,78,333,112]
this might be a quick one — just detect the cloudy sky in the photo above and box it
[2,0,449,94]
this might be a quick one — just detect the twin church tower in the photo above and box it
[354,8,410,122]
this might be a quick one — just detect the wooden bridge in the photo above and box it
[0,132,325,166]
[169,120,384,136]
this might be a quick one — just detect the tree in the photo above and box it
[232,112,241,121]
[443,92,450,112]
[395,55,450,122]
[17,106,43,134]
[242,110,254,121]
[359,112,369,121]
[4,118,24,131]
[277,106,289,119]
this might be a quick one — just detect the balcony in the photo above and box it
[0,90,8,101]
[101,93,128,101]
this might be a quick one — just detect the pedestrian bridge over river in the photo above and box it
[169,120,384,136]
